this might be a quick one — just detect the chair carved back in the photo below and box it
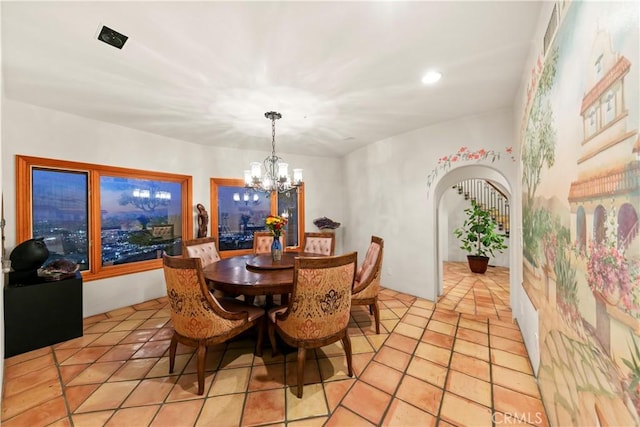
[162,255,242,339]
[303,232,336,256]
[277,252,357,340]
[182,237,221,267]
[162,254,264,396]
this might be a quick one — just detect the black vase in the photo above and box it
[10,237,50,272]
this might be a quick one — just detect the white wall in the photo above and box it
[1,99,345,317]
[343,108,518,301]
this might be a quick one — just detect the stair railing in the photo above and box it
[453,179,510,237]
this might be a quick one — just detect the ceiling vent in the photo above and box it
[97,25,128,49]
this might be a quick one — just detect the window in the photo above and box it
[603,90,616,125]
[32,168,89,270]
[277,190,302,247]
[17,156,192,281]
[210,178,304,256]
[594,54,604,80]
[586,107,597,137]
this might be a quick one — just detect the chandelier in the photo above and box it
[119,185,171,212]
[243,111,303,194]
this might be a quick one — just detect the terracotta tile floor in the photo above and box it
[1,262,549,426]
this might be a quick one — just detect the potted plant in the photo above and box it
[453,200,508,274]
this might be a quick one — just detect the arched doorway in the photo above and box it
[431,164,516,312]
[594,205,606,244]
[618,203,639,250]
[576,206,587,254]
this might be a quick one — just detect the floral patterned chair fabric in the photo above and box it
[267,252,357,398]
[162,254,264,395]
[351,236,384,334]
[253,231,285,254]
[302,232,335,255]
[181,236,221,267]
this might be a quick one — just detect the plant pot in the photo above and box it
[467,255,489,274]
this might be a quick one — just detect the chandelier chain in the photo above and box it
[271,115,276,156]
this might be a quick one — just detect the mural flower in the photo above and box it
[586,205,640,313]
[587,241,631,306]
[426,146,515,190]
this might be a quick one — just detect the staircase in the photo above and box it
[453,179,510,238]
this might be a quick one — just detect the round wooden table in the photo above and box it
[202,252,322,303]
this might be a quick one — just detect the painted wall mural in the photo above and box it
[426,146,515,190]
[521,1,639,425]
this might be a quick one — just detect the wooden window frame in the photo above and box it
[16,155,193,281]
[210,178,305,258]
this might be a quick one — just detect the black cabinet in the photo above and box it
[4,273,83,358]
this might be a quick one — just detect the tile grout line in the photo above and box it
[487,317,497,427]
[432,310,462,425]
[79,305,168,426]
[50,344,77,425]
[372,297,420,426]
[327,297,409,425]
[485,278,503,320]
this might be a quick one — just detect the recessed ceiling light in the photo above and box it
[422,70,442,85]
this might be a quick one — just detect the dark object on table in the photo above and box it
[40,259,80,281]
[313,217,341,230]
[9,237,49,271]
[8,237,50,285]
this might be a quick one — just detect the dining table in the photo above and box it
[202,251,325,306]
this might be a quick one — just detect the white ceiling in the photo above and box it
[1,1,542,157]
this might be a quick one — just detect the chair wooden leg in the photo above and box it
[341,333,353,377]
[268,322,279,356]
[369,304,373,315]
[372,300,380,334]
[255,317,265,357]
[296,347,307,398]
[196,343,206,395]
[169,334,178,373]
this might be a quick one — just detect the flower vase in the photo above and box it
[271,236,282,262]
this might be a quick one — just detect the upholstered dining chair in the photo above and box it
[302,232,335,255]
[182,236,224,298]
[267,252,357,398]
[253,231,286,254]
[181,236,220,267]
[162,254,265,395]
[351,235,384,334]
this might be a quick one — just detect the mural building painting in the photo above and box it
[521,1,639,425]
